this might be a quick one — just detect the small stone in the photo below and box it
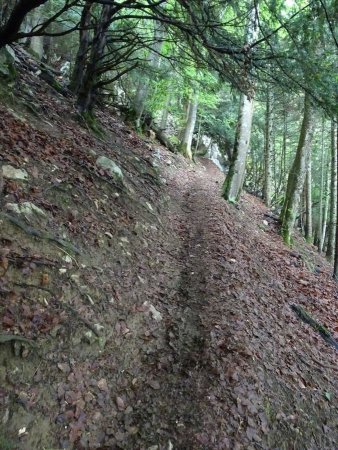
[93,411,102,422]
[57,363,71,374]
[93,323,104,334]
[97,378,109,392]
[83,331,97,345]
[262,220,269,226]
[148,379,160,390]
[62,255,72,264]
[149,304,162,321]
[18,427,26,436]
[2,165,28,181]
[70,273,80,283]
[145,202,153,212]
[96,156,123,181]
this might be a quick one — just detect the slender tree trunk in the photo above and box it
[280,93,315,245]
[263,89,273,207]
[317,117,325,250]
[179,93,198,160]
[28,7,44,59]
[223,93,255,201]
[76,4,113,113]
[326,120,337,260]
[320,160,330,253]
[222,5,258,202]
[333,123,338,279]
[134,22,164,128]
[195,121,202,153]
[70,1,92,94]
[160,89,171,132]
[305,157,313,242]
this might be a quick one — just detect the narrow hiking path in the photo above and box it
[126,154,338,450]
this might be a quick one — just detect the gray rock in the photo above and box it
[5,202,46,217]
[96,156,123,181]
[2,164,28,181]
[0,46,16,79]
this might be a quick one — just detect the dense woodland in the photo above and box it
[1,0,337,268]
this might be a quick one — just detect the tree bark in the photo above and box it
[70,1,92,94]
[305,157,313,242]
[28,7,44,59]
[179,94,198,160]
[76,4,113,114]
[333,123,338,279]
[223,93,255,201]
[326,120,337,260]
[280,93,315,245]
[222,5,258,202]
[263,89,273,207]
[320,159,330,253]
[134,22,164,128]
[160,88,171,132]
[0,0,47,48]
[317,117,325,250]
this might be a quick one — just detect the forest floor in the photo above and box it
[0,52,338,450]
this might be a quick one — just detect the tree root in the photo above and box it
[291,304,338,350]
[1,212,81,254]
[0,334,37,347]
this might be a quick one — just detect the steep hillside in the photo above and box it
[0,62,337,450]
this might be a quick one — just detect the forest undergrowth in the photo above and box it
[0,63,337,450]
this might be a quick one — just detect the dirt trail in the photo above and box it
[126,155,338,450]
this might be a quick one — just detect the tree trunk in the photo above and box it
[280,93,315,245]
[70,1,92,94]
[222,5,258,202]
[326,120,337,260]
[0,0,46,48]
[28,7,45,59]
[333,123,338,279]
[305,157,312,242]
[263,89,273,207]
[317,117,326,251]
[76,4,113,114]
[320,160,330,253]
[223,93,255,201]
[134,22,164,128]
[179,94,198,160]
[160,89,171,132]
